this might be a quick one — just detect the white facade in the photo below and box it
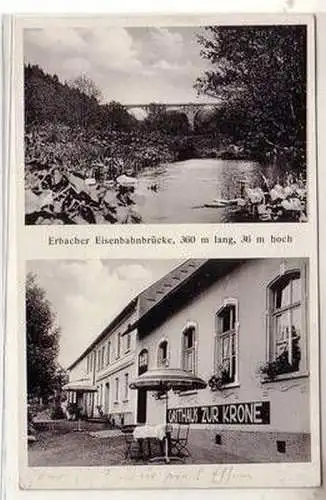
[68,305,138,425]
[67,258,310,461]
[134,259,310,437]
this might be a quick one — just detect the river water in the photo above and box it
[133,158,279,223]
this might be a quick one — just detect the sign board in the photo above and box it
[167,401,270,425]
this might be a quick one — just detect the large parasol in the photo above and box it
[62,380,98,392]
[129,368,207,463]
[63,379,98,431]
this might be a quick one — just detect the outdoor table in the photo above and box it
[129,369,206,463]
[133,424,171,459]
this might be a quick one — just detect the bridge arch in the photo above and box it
[124,102,218,130]
[127,107,148,121]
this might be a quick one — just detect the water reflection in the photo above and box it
[133,158,279,223]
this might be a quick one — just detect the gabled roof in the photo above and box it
[67,259,245,370]
[138,259,208,319]
[129,259,245,335]
[67,260,207,370]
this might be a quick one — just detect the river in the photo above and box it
[133,158,279,223]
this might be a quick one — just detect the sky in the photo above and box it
[24,26,216,105]
[26,259,182,368]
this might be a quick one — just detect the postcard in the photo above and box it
[4,12,321,490]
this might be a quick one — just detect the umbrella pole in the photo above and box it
[165,390,169,464]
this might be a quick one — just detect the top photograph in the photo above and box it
[24,22,309,225]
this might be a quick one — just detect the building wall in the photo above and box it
[136,258,310,435]
[68,308,138,423]
[69,356,88,383]
[96,358,137,425]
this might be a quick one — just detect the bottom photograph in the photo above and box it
[25,257,310,467]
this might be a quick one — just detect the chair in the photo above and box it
[170,424,191,458]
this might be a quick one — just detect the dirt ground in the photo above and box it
[28,425,251,467]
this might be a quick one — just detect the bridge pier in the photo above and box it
[124,102,217,131]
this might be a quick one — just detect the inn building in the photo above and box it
[127,258,310,462]
[67,258,310,462]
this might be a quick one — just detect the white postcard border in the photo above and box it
[6,12,321,490]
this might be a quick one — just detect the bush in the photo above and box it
[50,405,65,420]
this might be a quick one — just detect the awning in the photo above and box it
[129,368,207,392]
[62,380,98,393]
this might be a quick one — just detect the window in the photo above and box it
[124,373,129,401]
[101,346,105,370]
[182,323,196,373]
[97,350,101,371]
[125,332,131,352]
[116,333,121,359]
[115,377,119,402]
[216,300,239,385]
[157,340,169,367]
[138,349,149,375]
[268,270,306,377]
[107,341,111,366]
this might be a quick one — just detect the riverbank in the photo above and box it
[25,123,307,224]
[26,122,302,178]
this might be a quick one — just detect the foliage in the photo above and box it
[259,331,301,381]
[26,272,66,399]
[50,405,65,420]
[195,25,306,167]
[67,403,83,420]
[24,65,135,131]
[152,390,167,400]
[228,172,307,222]
[208,366,233,391]
[105,101,138,131]
[27,405,36,435]
[142,104,190,136]
[67,74,102,101]
[24,60,308,224]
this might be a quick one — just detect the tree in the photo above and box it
[26,273,66,400]
[24,65,104,128]
[195,25,306,166]
[103,101,138,131]
[143,104,191,136]
[68,73,102,102]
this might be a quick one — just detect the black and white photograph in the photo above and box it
[26,258,311,468]
[24,23,309,225]
[2,9,322,497]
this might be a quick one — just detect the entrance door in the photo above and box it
[137,389,147,423]
[137,349,149,423]
[105,383,110,415]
